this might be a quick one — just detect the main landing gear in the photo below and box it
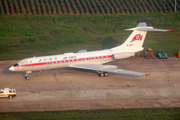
[25,71,31,80]
[98,71,108,77]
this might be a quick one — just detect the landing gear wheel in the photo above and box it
[100,73,104,77]
[25,76,29,80]
[99,73,104,77]
[9,95,12,99]
[104,72,108,77]
[98,72,108,77]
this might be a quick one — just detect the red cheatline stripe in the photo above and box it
[108,55,111,58]
[18,62,47,67]
[16,54,113,67]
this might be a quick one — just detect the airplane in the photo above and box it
[9,22,172,80]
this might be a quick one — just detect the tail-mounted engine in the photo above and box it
[112,52,134,59]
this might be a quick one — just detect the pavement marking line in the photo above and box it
[110,84,134,87]
[25,82,32,92]
[70,80,76,90]
[53,73,57,81]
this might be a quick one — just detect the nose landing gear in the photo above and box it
[25,71,31,80]
[25,76,29,80]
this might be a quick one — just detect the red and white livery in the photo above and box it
[9,22,172,80]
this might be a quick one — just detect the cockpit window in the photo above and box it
[13,63,19,67]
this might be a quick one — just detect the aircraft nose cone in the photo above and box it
[9,66,15,71]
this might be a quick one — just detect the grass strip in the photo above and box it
[0,108,180,120]
[0,13,180,60]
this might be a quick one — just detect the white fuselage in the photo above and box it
[9,47,142,72]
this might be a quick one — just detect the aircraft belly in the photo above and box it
[15,65,47,71]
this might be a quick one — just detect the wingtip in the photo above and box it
[166,30,173,32]
[143,74,150,76]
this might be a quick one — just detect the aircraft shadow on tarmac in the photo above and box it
[2,65,137,78]
[2,65,23,74]
[102,36,121,49]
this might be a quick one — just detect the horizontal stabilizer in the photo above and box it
[126,22,172,32]
[126,27,172,32]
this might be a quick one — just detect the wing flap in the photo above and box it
[70,64,149,77]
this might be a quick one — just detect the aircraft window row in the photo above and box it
[46,55,112,64]
[38,58,57,62]
[38,55,105,63]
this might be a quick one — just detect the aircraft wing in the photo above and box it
[70,64,150,77]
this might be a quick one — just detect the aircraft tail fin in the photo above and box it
[111,22,172,50]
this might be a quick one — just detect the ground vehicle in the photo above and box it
[0,87,16,99]
[158,50,168,59]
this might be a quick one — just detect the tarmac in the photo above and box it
[0,57,180,112]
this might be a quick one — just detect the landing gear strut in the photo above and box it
[98,71,108,77]
[25,71,31,80]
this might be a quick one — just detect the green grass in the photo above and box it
[0,108,180,120]
[0,13,180,60]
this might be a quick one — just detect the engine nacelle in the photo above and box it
[112,52,134,59]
